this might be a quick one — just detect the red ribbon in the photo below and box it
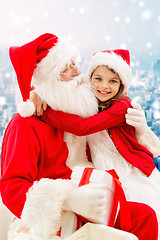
[106,169,131,230]
[77,168,131,230]
[59,167,131,237]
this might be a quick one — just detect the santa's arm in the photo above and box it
[41,98,130,136]
[0,122,74,238]
[126,101,160,157]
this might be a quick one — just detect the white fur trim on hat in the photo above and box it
[88,52,132,91]
[32,38,81,87]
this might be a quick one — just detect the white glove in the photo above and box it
[63,183,107,222]
[126,101,160,156]
[125,101,148,135]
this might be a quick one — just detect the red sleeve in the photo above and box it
[0,120,40,218]
[42,98,131,136]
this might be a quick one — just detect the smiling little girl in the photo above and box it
[40,49,160,238]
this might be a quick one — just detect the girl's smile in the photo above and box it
[91,66,121,102]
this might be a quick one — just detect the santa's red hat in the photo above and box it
[9,33,80,101]
[87,49,132,91]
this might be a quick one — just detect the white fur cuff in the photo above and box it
[21,178,74,239]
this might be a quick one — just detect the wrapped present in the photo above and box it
[71,166,115,225]
[60,167,131,239]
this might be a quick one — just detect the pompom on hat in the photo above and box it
[9,33,80,101]
[87,49,132,92]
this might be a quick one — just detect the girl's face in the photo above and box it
[60,60,80,82]
[91,66,121,102]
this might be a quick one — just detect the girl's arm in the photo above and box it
[41,98,131,136]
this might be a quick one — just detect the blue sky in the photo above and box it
[1,0,160,70]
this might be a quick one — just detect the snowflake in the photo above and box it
[105,35,111,41]
[0,97,6,106]
[10,37,16,44]
[43,12,49,18]
[67,35,73,41]
[154,111,160,120]
[124,17,130,23]
[139,1,145,7]
[128,37,132,42]
[23,16,30,23]
[146,42,152,48]
[114,16,120,22]
[79,8,85,14]
[5,73,11,78]
[112,1,119,7]
[141,9,152,21]
[130,61,135,67]
[69,8,75,13]
[120,43,126,49]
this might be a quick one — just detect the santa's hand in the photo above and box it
[125,101,148,135]
[64,184,106,222]
[30,90,47,116]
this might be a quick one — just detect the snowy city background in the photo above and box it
[0,0,160,164]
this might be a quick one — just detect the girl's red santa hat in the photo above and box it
[9,33,80,101]
[87,49,132,92]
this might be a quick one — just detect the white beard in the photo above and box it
[35,75,99,169]
[18,74,98,169]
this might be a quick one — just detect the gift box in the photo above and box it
[61,167,131,239]
[61,167,117,238]
[71,166,116,225]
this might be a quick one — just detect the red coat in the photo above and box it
[0,114,72,218]
[41,97,155,176]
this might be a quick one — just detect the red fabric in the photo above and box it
[9,33,58,101]
[0,114,72,218]
[41,97,155,176]
[100,49,130,65]
[114,202,158,240]
[1,114,158,239]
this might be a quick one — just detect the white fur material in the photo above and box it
[35,75,98,169]
[87,52,132,91]
[32,38,81,87]
[35,75,97,117]
[20,178,74,239]
[17,100,35,117]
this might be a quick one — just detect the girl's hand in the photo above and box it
[126,101,160,157]
[125,101,147,135]
[30,90,47,116]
